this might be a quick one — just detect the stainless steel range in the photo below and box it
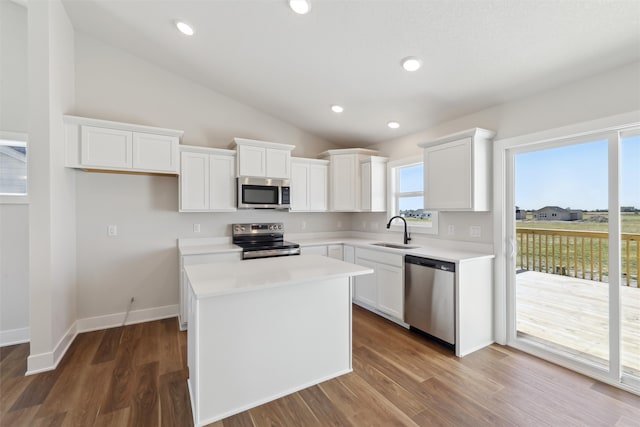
[232,222,301,260]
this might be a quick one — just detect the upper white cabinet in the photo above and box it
[290,157,329,212]
[231,138,295,179]
[65,115,183,174]
[418,128,495,211]
[360,156,387,212]
[179,146,236,212]
[320,148,387,212]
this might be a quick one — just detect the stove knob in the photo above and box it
[278,224,283,230]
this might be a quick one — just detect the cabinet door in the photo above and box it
[266,148,290,179]
[360,161,372,211]
[180,152,209,211]
[132,132,179,172]
[331,155,358,211]
[425,137,472,209]
[81,126,133,169]
[377,264,404,320]
[327,245,344,260]
[308,164,328,211]
[302,245,328,256]
[353,258,377,307]
[290,162,309,211]
[209,154,236,210]
[238,145,266,177]
[343,245,355,264]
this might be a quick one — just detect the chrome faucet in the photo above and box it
[386,216,411,245]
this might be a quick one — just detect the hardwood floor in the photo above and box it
[1,306,639,426]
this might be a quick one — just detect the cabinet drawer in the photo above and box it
[355,248,403,267]
[183,252,241,266]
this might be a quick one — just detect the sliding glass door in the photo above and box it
[506,127,639,392]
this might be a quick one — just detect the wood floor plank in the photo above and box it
[298,385,352,427]
[159,369,192,427]
[128,361,159,427]
[93,407,131,427]
[217,411,253,427]
[91,328,119,365]
[9,369,61,411]
[100,323,144,414]
[158,318,183,375]
[60,360,114,427]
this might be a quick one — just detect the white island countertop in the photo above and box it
[185,254,373,298]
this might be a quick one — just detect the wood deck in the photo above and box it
[516,270,640,375]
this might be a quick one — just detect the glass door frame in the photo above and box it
[493,112,640,394]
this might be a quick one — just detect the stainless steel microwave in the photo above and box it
[237,177,290,209]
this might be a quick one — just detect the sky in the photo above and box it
[515,136,640,211]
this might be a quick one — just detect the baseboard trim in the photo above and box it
[26,321,77,375]
[76,304,179,333]
[0,327,30,347]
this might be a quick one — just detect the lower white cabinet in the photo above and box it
[353,248,404,321]
[179,251,242,329]
[301,244,344,259]
[179,146,236,212]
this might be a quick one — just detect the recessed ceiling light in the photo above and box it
[289,0,311,14]
[175,21,194,36]
[401,57,422,72]
[387,121,400,129]
[331,105,344,113]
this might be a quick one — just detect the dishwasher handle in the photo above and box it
[405,255,455,272]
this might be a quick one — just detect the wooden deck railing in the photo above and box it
[516,228,639,287]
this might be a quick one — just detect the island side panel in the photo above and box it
[193,276,352,425]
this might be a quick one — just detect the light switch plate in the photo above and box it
[470,226,481,238]
[193,224,201,233]
[108,225,117,236]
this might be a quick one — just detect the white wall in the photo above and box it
[0,204,29,342]
[73,34,345,321]
[0,0,29,345]
[27,0,77,373]
[358,61,640,245]
[0,0,28,133]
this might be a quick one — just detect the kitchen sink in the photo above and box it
[371,242,420,250]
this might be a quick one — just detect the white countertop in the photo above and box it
[185,254,373,298]
[178,235,494,263]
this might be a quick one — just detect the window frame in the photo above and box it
[0,131,29,204]
[387,156,438,235]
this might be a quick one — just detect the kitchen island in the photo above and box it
[184,254,373,426]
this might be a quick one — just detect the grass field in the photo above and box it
[516,212,639,286]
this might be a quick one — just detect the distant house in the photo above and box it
[515,207,527,220]
[533,206,583,221]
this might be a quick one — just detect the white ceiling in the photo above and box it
[62,0,640,147]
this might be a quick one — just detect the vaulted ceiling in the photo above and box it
[62,0,640,147]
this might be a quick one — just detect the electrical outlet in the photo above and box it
[193,224,201,233]
[301,221,307,230]
[337,221,343,229]
[361,221,367,230]
[108,225,117,236]
[447,225,455,235]
[470,226,481,238]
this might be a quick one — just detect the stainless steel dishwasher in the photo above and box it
[404,255,455,346]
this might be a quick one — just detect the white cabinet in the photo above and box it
[231,138,295,179]
[327,244,344,260]
[290,158,329,211]
[360,156,387,212]
[343,245,355,264]
[179,251,242,330]
[179,146,236,212]
[301,244,343,259]
[301,245,328,256]
[418,128,495,211]
[320,148,386,212]
[353,247,404,321]
[65,116,182,173]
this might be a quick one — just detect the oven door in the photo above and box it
[237,178,281,209]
